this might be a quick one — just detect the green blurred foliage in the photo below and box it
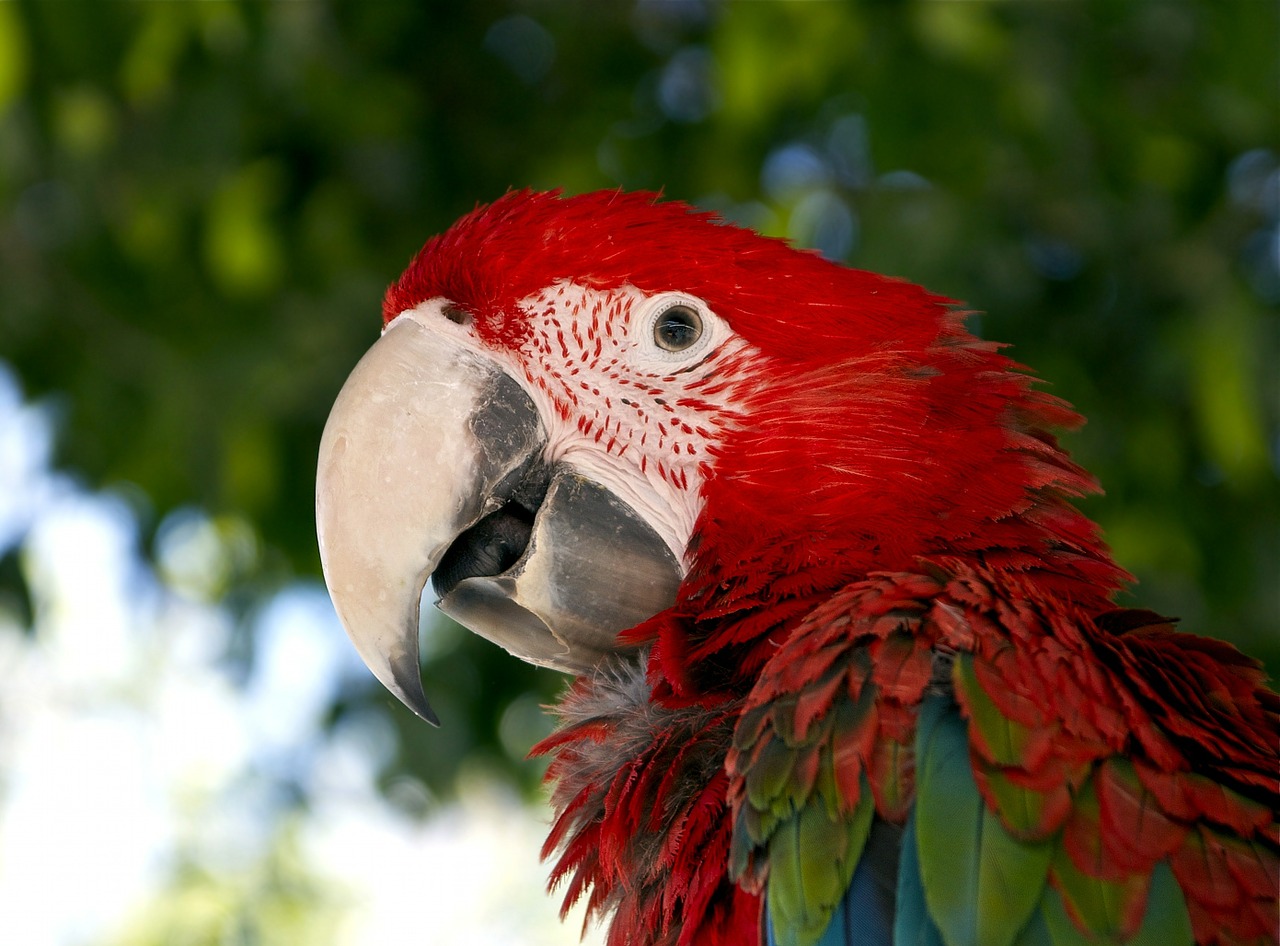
[0,0,1276,802]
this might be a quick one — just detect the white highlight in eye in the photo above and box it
[634,293,727,367]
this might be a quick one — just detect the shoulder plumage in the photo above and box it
[729,566,1278,946]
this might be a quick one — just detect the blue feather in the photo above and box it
[893,812,946,946]
[767,818,903,946]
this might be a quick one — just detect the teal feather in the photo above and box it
[894,812,947,946]
[914,696,1054,946]
[1011,909,1054,946]
[1126,861,1194,946]
[766,775,875,946]
[767,817,901,946]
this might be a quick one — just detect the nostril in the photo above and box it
[443,305,473,327]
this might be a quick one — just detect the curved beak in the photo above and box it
[316,309,682,725]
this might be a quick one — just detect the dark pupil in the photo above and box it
[656,307,701,350]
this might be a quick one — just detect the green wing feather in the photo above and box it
[766,775,875,946]
[940,651,1204,946]
[894,812,947,946]
[734,573,1274,946]
[915,695,1055,946]
[1038,861,1193,946]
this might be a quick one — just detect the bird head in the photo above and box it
[316,189,1116,723]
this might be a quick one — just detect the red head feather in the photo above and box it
[386,190,1129,685]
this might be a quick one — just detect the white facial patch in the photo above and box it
[509,282,762,565]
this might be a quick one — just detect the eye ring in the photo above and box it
[653,304,703,352]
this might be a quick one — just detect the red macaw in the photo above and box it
[315,189,1279,946]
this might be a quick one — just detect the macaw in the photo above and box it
[315,189,1279,946]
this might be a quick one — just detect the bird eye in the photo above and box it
[443,305,472,327]
[653,305,703,352]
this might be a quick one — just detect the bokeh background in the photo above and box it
[0,2,1276,944]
